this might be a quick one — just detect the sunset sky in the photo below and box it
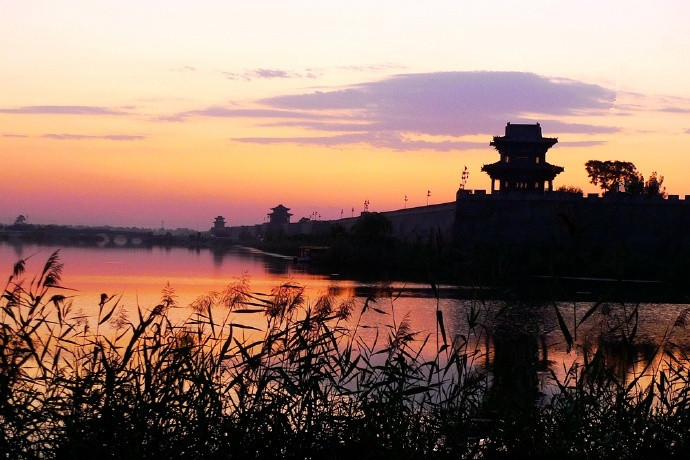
[2,1,689,230]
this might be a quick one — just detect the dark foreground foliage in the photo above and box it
[2,252,690,459]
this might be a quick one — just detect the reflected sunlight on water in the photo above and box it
[2,242,689,395]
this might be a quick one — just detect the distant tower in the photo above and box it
[267,204,292,225]
[213,216,226,229]
[212,216,226,236]
[481,123,563,193]
[213,216,225,235]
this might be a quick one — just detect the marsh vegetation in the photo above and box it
[2,252,690,458]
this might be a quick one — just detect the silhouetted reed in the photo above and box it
[2,252,690,459]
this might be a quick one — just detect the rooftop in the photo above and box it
[491,122,558,146]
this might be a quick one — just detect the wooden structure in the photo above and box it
[481,123,563,193]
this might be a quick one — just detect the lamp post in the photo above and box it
[461,166,469,190]
[427,190,431,206]
[404,194,408,209]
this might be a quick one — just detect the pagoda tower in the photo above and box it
[481,123,563,193]
[268,204,292,225]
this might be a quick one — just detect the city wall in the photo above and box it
[218,202,456,245]
[379,202,456,244]
[454,189,690,253]
[216,190,690,256]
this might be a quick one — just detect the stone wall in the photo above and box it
[216,189,690,255]
[380,203,456,244]
[217,203,457,244]
[454,189,690,253]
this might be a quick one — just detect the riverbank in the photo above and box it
[6,218,690,303]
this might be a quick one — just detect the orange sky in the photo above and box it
[2,1,689,229]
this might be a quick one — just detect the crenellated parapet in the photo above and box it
[456,188,689,203]
[454,188,690,255]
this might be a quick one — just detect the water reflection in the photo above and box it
[212,248,225,267]
[1,241,688,396]
[210,246,304,277]
[486,302,546,410]
[265,259,290,275]
[437,299,690,405]
[574,302,686,388]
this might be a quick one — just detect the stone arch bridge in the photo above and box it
[54,227,154,247]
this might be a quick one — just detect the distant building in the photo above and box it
[213,216,226,229]
[268,204,292,225]
[481,123,563,193]
[212,216,228,236]
[454,121,690,272]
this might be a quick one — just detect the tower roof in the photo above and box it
[505,123,543,140]
[270,204,291,213]
[481,161,564,177]
[490,122,558,148]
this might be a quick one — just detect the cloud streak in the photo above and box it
[42,133,147,141]
[0,105,127,115]
[173,71,622,151]
[659,106,690,114]
[232,132,485,151]
[558,141,608,148]
[3,132,146,141]
[221,64,404,82]
[223,68,321,81]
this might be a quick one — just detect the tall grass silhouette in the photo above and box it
[2,251,689,458]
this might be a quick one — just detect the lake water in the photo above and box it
[2,242,689,389]
[0,242,458,325]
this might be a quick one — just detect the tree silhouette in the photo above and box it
[351,212,392,244]
[585,160,639,194]
[556,185,583,194]
[644,171,666,198]
[585,160,665,197]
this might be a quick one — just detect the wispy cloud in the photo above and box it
[336,63,405,73]
[232,132,486,151]
[658,106,690,114]
[189,106,328,119]
[3,132,146,141]
[42,133,146,141]
[0,105,128,115]
[222,68,321,81]
[558,141,608,148]
[537,121,619,134]
[157,106,340,123]
[165,71,622,151]
[221,63,403,82]
[616,92,690,115]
